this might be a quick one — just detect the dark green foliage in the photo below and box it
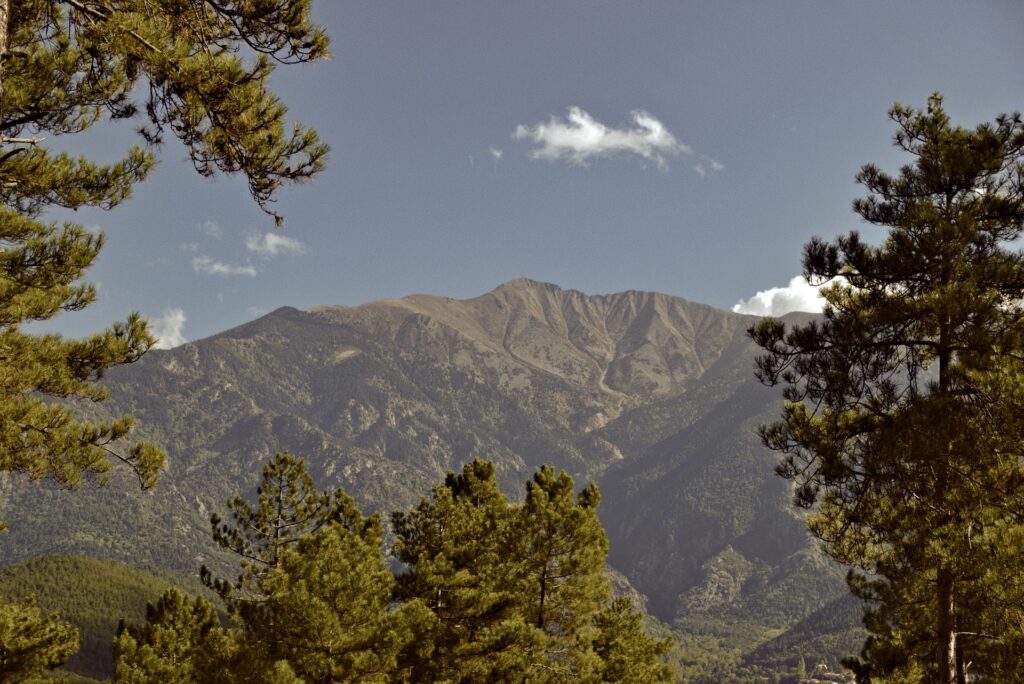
[0,0,329,495]
[112,590,236,684]
[392,458,542,682]
[745,593,866,672]
[512,465,610,679]
[202,451,365,606]
[592,597,673,682]
[394,459,674,682]
[0,554,208,680]
[252,522,414,682]
[0,597,78,681]
[198,453,412,681]
[750,94,1024,682]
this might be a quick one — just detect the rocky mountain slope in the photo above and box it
[0,279,855,663]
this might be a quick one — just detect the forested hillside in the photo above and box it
[0,281,860,676]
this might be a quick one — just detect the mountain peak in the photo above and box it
[490,277,570,296]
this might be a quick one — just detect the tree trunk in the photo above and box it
[936,565,957,684]
[0,0,9,125]
[936,330,957,684]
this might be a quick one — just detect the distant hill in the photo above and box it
[0,555,208,680]
[0,279,862,670]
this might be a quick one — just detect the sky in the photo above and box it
[42,1,1024,347]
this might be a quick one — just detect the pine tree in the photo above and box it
[202,452,362,604]
[252,520,410,683]
[750,94,1024,683]
[112,589,239,684]
[392,459,543,682]
[591,596,673,683]
[0,0,327,493]
[510,465,610,680]
[0,598,78,680]
[202,452,413,681]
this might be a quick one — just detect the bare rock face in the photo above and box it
[0,280,845,625]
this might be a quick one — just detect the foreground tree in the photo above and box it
[750,94,1024,682]
[392,459,543,682]
[253,521,414,682]
[203,452,413,681]
[202,452,363,611]
[0,598,78,680]
[511,465,610,680]
[0,0,328,492]
[591,597,673,683]
[112,590,240,684]
[394,460,673,683]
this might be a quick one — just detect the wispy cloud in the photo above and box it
[245,232,308,258]
[149,308,188,349]
[192,255,257,277]
[732,276,837,316]
[515,107,700,169]
[694,157,725,177]
[199,220,224,240]
[489,147,504,163]
[179,242,200,253]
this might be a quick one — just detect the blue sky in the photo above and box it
[44,1,1024,347]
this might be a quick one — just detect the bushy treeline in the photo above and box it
[103,453,673,683]
[0,555,209,679]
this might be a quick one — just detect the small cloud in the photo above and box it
[179,242,200,253]
[732,275,837,316]
[199,220,223,240]
[245,232,308,258]
[192,255,257,277]
[489,147,504,162]
[149,308,187,349]
[247,306,268,317]
[515,107,691,168]
[694,154,726,178]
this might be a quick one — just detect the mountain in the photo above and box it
[0,279,856,667]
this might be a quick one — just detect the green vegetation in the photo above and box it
[751,94,1024,682]
[0,0,329,496]
[0,2,327,679]
[0,597,78,681]
[0,555,209,680]
[112,454,675,682]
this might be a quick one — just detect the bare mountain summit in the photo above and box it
[0,280,848,646]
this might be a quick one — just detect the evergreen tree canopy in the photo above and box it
[750,94,1024,683]
[203,452,364,607]
[392,459,542,682]
[0,0,327,493]
[112,589,236,684]
[253,521,410,683]
[0,598,78,680]
[511,465,610,680]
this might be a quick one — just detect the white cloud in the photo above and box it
[489,147,503,162]
[732,275,837,316]
[192,255,257,277]
[694,155,725,177]
[245,232,308,258]
[199,220,223,240]
[149,308,187,349]
[515,107,692,168]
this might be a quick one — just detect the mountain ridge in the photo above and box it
[0,279,855,668]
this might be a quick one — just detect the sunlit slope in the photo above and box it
[0,280,849,654]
